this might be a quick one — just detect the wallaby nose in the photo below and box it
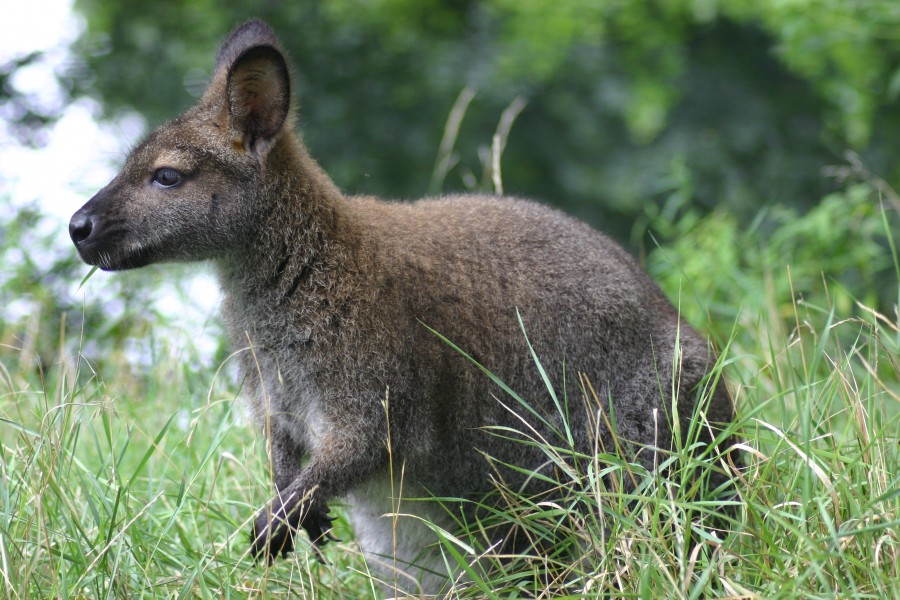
[69,212,94,245]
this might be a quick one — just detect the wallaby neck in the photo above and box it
[216,131,349,305]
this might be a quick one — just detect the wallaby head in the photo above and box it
[70,19,736,597]
[70,20,297,270]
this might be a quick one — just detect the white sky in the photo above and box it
[1,0,128,220]
[0,0,221,363]
[0,0,77,59]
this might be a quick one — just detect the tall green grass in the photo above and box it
[1,179,898,597]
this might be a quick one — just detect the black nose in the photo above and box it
[69,213,94,245]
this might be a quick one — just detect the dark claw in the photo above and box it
[249,501,337,563]
[303,509,339,546]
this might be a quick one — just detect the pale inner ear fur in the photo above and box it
[226,45,290,159]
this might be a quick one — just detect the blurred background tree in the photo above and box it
[65,0,900,236]
[2,0,899,380]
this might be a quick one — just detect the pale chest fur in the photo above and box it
[222,293,331,454]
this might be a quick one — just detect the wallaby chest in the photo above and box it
[222,291,335,453]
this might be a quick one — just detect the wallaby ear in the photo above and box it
[216,20,291,159]
[226,45,290,157]
[226,46,291,154]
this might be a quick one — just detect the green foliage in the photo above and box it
[645,170,900,348]
[64,0,900,238]
[734,0,900,147]
[485,0,900,147]
[0,332,373,598]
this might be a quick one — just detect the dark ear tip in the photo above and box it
[236,18,276,36]
[215,19,282,72]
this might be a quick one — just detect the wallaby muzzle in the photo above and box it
[69,187,152,271]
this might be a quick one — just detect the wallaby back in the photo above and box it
[70,19,734,596]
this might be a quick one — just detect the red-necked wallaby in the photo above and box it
[70,19,734,595]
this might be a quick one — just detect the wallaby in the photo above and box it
[70,19,734,596]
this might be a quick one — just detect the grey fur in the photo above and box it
[69,19,734,596]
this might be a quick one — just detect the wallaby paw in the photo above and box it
[249,502,338,563]
[250,506,296,563]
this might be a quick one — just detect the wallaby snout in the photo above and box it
[68,211,93,246]
[69,186,128,270]
[73,18,736,596]
[69,181,155,270]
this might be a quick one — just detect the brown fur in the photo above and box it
[70,20,734,596]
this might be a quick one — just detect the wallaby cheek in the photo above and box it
[158,190,253,260]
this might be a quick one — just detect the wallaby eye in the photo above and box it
[152,167,183,188]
